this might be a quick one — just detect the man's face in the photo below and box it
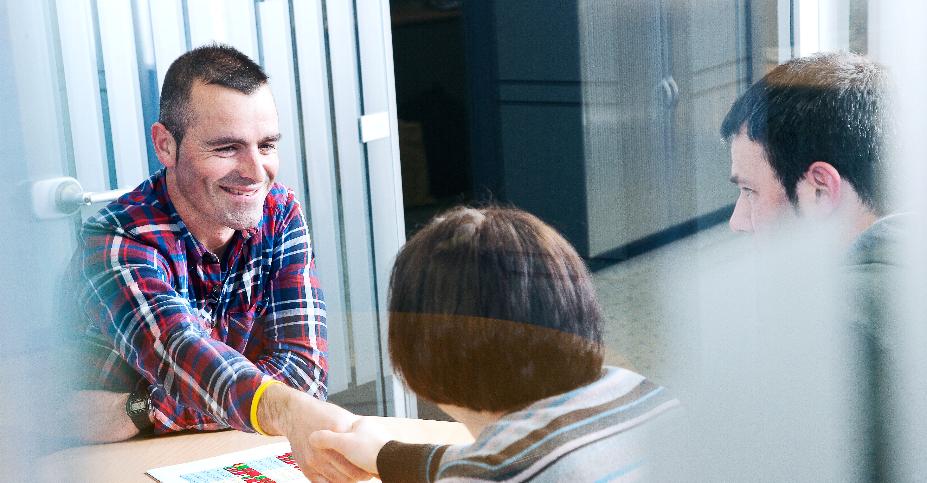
[728,132,794,234]
[172,82,280,233]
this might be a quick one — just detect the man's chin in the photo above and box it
[223,211,263,231]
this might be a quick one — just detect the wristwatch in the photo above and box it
[126,387,153,432]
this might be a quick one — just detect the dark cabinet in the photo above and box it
[466,0,756,258]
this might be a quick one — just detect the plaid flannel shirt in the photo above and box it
[74,169,327,433]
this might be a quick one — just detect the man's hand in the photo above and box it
[309,416,392,476]
[257,383,372,482]
[67,390,140,443]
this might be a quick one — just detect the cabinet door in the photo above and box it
[583,0,751,256]
[581,0,671,256]
[667,0,752,226]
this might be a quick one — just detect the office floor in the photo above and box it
[593,223,739,384]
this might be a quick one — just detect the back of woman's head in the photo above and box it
[388,206,604,412]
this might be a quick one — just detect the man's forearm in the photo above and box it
[69,390,141,443]
[149,387,229,433]
[255,383,294,435]
[256,383,353,436]
[255,383,372,481]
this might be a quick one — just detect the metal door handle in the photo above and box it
[658,76,679,109]
[31,177,132,219]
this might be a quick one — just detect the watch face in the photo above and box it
[127,390,153,431]
[128,398,148,414]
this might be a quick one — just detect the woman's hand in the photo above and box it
[309,416,392,476]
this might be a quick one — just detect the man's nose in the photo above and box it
[728,199,752,233]
[238,147,266,182]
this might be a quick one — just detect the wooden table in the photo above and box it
[38,417,472,482]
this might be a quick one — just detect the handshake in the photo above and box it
[296,410,395,483]
[265,383,472,483]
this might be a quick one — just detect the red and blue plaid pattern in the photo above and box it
[74,169,327,433]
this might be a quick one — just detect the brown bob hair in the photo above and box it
[388,206,604,412]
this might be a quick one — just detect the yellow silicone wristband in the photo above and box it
[250,379,283,435]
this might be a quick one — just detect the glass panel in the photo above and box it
[56,0,111,197]
[185,0,259,60]
[290,0,354,397]
[256,0,307,210]
[96,0,150,187]
[0,0,80,472]
[352,0,410,418]
[14,0,925,477]
[869,2,927,479]
[386,0,927,478]
[147,0,186,88]
[318,0,392,416]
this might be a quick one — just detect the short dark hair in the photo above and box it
[388,206,604,412]
[720,52,890,214]
[158,43,268,143]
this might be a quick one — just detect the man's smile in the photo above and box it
[219,184,264,199]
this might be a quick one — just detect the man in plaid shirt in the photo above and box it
[70,44,370,481]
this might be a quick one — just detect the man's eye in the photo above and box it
[215,146,236,154]
[740,187,755,198]
[259,143,277,153]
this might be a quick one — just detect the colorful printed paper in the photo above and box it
[147,442,308,483]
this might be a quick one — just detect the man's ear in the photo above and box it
[799,161,843,215]
[151,122,178,168]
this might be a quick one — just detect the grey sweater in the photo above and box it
[377,366,679,482]
[846,213,913,482]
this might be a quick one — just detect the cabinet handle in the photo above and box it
[658,76,680,109]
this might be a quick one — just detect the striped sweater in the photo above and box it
[378,366,679,482]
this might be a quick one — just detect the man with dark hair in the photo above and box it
[157,44,269,145]
[722,52,891,237]
[722,52,906,479]
[69,44,368,481]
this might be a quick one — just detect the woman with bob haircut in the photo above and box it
[311,206,678,482]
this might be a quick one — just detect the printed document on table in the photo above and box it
[147,442,308,482]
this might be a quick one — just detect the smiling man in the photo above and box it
[69,44,367,481]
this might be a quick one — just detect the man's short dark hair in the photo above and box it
[720,52,890,214]
[159,43,268,143]
[387,206,604,413]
